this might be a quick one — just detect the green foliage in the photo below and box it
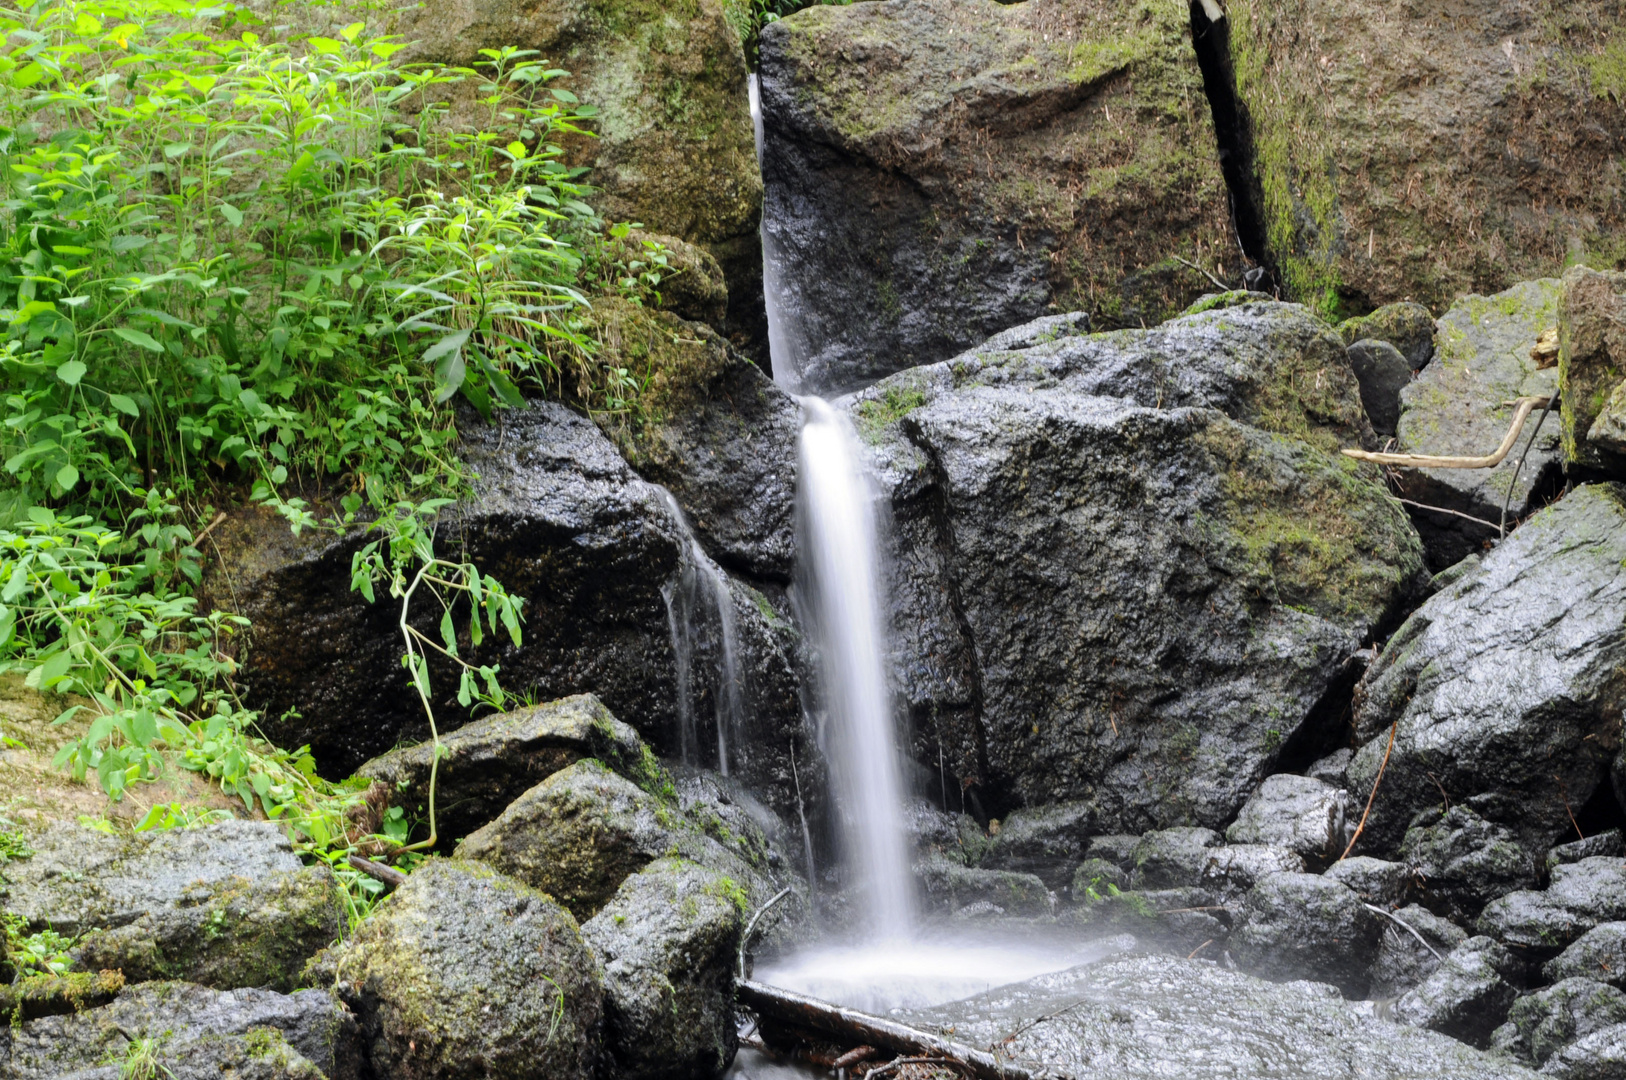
[1585,39,1626,101]
[2,911,75,976]
[119,1036,173,1080]
[0,826,31,862]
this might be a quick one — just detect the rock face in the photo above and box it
[1349,483,1626,856]
[978,801,1093,887]
[1225,0,1626,315]
[1391,280,1563,570]
[3,820,338,993]
[857,301,1423,832]
[3,981,359,1080]
[1231,872,1381,997]
[582,858,744,1080]
[1560,265,1626,476]
[1499,978,1626,1068]
[1548,923,1626,990]
[212,400,815,824]
[896,954,1539,1078]
[1399,806,1538,922]
[356,693,655,845]
[1129,827,1220,890]
[915,858,1053,918]
[1224,774,1349,866]
[1392,937,1520,1048]
[757,0,1236,392]
[320,859,602,1080]
[386,0,764,341]
[1479,858,1626,957]
[1368,904,1469,1000]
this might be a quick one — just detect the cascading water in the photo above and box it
[658,489,746,777]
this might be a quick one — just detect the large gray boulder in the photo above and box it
[1497,978,1626,1068]
[1399,806,1539,922]
[1540,1022,1626,1080]
[895,954,1538,1078]
[209,400,816,824]
[1224,774,1350,867]
[1231,872,1381,997]
[582,858,744,1080]
[1349,483,1626,856]
[2,981,359,1080]
[915,858,1053,919]
[858,301,1423,835]
[1547,923,1626,991]
[1129,827,1221,890]
[1391,280,1562,569]
[3,820,338,993]
[978,800,1092,888]
[316,859,602,1080]
[1392,937,1521,1048]
[1479,858,1626,958]
[1368,904,1469,999]
[757,0,1236,393]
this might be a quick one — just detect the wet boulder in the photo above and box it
[1399,806,1539,922]
[1231,872,1382,997]
[1129,827,1220,890]
[1549,832,1626,876]
[1539,1022,1626,1080]
[1306,748,1353,789]
[1338,301,1436,372]
[1497,978,1626,1068]
[1392,937,1521,1048]
[1347,339,1412,437]
[979,800,1093,887]
[1061,886,1227,953]
[356,693,654,845]
[757,0,1238,392]
[915,858,1053,919]
[1197,845,1305,900]
[3,820,339,992]
[1390,280,1562,569]
[317,858,602,1080]
[1479,858,1626,958]
[582,858,744,1080]
[1368,904,1469,1000]
[1560,266,1626,476]
[1070,858,1130,900]
[859,301,1423,836]
[1349,483,1626,856]
[1322,856,1412,907]
[1224,774,1350,867]
[897,953,1539,1078]
[1548,923,1626,991]
[1084,834,1142,870]
[1224,3,1626,315]
[2,981,359,1080]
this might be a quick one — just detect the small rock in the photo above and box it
[1368,904,1470,999]
[1478,889,1601,959]
[1392,936,1520,1047]
[1501,977,1626,1067]
[1400,806,1538,921]
[1070,858,1130,901]
[356,693,653,844]
[1539,1021,1626,1079]
[1587,380,1626,459]
[582,858,744,1080]
[1129,827,1221,889]
[1338,301,1437,371]
[980,801,1093,887]
[3,981,358,1080]
[1225,775,1350,866]
[1547,923,1626,991]
[915,858,1053,918]
[320,859,602,1080]
[1085,835,1142,869]
[1324,856,1414,906]
[1548,832,1626,876]
[1198,845,1306,899]
[1347,338,1413,436]
[1232,872,1381,997]
[1306,748,1354,789]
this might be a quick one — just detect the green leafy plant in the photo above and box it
[3,912,75,976]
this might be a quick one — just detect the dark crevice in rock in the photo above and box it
[1273,650,1367,779]
[1573,778,1626,848]
[1187,2,1276,290]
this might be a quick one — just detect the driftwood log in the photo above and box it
[737,980,1044,1080]
[1341,395,1551,468]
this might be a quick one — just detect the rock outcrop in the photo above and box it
[757,0,1236,392]
[1392,937,1521,1047]
[1231,872,1381,997]
[1560,265,1626,476]
[1225,0,1626,315]
[1349,483,1626,856]
[857,300,1423,832]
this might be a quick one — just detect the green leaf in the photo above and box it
[12,63,45,88]
[440,608,456,652]
[219,203,243,227]
[55,360,86,386]
[285,150,316,185]
[55,463,78,491]
[425,328,471,403]
[112,327,164,352]
[107,394,139,417]
[163,142,192,159]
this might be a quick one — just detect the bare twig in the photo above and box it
[866,1058,977,1079]
[834,1046,879,1069]
[192,510,228,547]
[1342,396,1551,468]
[738,887,793,980]
[1187,939,1215,959]
[1555,774,1585,841]
[1394,498,1502,531]
[1363,903,1443,962]
[1339,717,1398,862]
[1172,255,1230,292]
[348,854,407,891]
[1499,393,1557,537]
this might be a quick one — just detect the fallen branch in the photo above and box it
[1341,396,1551,468]
[834,1046,880,1069]
[738,887,793,979]
[866,1058,977,1079]
[1363,903,1442,962]
[1339,717,1398,862]
[348,854,407,891]
[738,980,1040,1080]
[1394,498,1502,531]
[1499,393,1557,537]
[1172,254,1230,292]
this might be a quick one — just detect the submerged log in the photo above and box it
[736,980,1042,1080]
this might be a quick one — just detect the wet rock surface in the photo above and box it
[1231,871,1381,997]
[1349,483,1626,856]
[317,858,602,1080]
[858,301,1422,834]
[1392,936,1520,1047]
[978,800,1092,887]
[757,0,1235,392]
[1547,922,1626,991]
[3,820,338,992]
[1338,302,1437,371]
[898,954,1538,1078]
[1399,806,1538,922]
[1498,977,1626,1068]
[1224,774,1350,866]
[1391,280,1563,569]
[1479,857,1626,958]
[1322,856,1412,907]
[2,981,359,1080]
[1560,266,1626,477]
[582,857,744,1080]
[1368,903,1469,999]
[1128,827,1220,890]
[915,858,1053,919]
[1347,339,1412,437]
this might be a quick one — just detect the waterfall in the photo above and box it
[794,400,915,940]
[658,489,746,777]
[752,73,915,940]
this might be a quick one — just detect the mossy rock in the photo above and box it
[1559,264,1626,477]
